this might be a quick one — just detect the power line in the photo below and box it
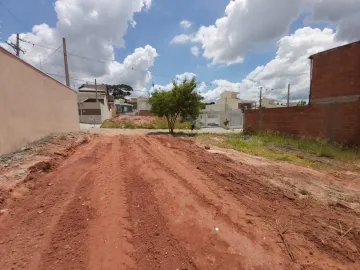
[19,38,60,51]
[41,44,62,64]
[45,72,149,93]
[0,2,29,31]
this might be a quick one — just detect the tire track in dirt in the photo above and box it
[86,136,135,270]
[123,136,198,270]
[0,136,136,270]
[129,136,289,269]
[1,134,359,270]
[150,135,360,269]
[0,138,105,269]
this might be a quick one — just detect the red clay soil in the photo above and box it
[0,135,359,270]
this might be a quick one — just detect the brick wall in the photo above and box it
[310,42,360,100]
[244,102,360,144]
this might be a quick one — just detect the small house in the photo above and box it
[77,84,116,124]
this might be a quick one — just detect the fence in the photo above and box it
[244,102,360,144]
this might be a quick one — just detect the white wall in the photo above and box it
[138,99,151,111]
[0,48,79,155]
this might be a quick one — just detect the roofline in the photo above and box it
[309,40,360,59]
[0,46,77,94]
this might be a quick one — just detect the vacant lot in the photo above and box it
[0,133,359,269]
[101,115,193,130]
[198,132,360,171]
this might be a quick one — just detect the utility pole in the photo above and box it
[95,79,98,102]
[259,87,263,133]
[62,37,70,87]
[38,55,42,70]
[6,33,25,57]
[287,84,290,107]
[16,34,19,56]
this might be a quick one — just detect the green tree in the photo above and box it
[106,84,133,99]
[149,78,203,134]
[297,100,307,106]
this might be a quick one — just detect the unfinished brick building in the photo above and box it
[245,41,360,144]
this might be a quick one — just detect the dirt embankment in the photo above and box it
[0,134,359,270]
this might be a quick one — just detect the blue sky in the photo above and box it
[1,0,358,101]
[0,0,276,85]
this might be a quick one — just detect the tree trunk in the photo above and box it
[165,116,172,134]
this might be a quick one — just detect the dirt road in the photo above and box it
[0,135,359,269]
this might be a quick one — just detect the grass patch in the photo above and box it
[101,117,194,130]
[197,132,360,170]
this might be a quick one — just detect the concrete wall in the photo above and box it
[138,99,151,111]
[0,48,79,155]
[310,42,360,101]
[244,102,360,145]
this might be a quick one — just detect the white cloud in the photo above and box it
[247,27,342,101]
[150,72,196,93]
[196,82,207,93]
[2,0,155,89]
[99,45,158,90]
[201,79,258,102]
[170,34,194,44]
[310,0,360,42]
[190,46,199,57]
[200,26,343,102]
[180,20,192,29]
[188,0,302,65]
[171,0,360,65]
[175,72,196,81]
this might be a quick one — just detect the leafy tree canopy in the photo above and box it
[106,84,133,99]
[149,78,203,133]
[297,100,307,106]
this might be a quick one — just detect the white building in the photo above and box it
[200,91,254,129]
[77,84,116,124]
[137,97,152,115]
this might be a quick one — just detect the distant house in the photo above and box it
[200,91,254,129]
[115,99,134,114]
[238,99,256,110]
[77,84,116,124]
[260,98,285,108]
[126,97,138,103]
[137,97,152,116]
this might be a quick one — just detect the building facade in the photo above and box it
[77,84,116,124]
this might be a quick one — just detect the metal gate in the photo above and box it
[200,113,221,127]
[228,110,243,129]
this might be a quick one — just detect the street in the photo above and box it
[0,134,359,269]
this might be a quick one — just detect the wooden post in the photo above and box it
[95,79,98,102]
[62,37,70,87]
[287,84,290,107]
[259,87,263,133]
[16,34,20,57]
